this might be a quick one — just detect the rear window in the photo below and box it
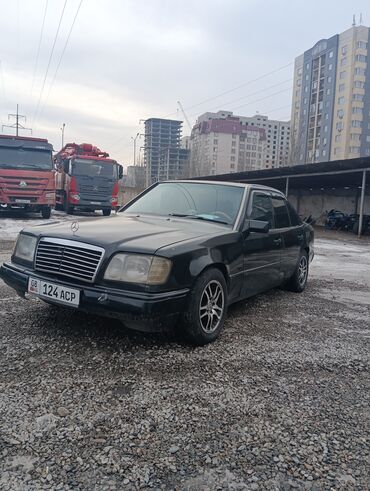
[287,201,302,226]
[271,196,290,228]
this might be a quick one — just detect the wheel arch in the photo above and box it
[198,262,230,290]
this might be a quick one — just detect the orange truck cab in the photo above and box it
[0,135,55,218]
[55,143,123,216]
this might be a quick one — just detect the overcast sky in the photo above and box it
[0,0,369,168]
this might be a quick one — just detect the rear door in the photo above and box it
[242,191,283,297]
[271,195,303,279]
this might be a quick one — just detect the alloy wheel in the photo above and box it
[298,255,308,286]
[199,280,225,333]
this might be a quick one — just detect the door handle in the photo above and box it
[273,238,282,246]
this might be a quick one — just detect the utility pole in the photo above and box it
[2,104,32,136]
[131,132,140,166]
[61,123,65,148]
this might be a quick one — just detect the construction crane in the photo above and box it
[177,101,192,132]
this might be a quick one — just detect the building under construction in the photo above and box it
[144,118,190,184]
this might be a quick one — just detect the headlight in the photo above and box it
[104,254,172,285]
[13,234,37,262]
[70,194,80,200]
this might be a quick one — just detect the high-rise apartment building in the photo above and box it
[189,111,290,177]
[290,24,370,164]
[144,118,189,184]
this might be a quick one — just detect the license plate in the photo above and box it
[15,199,31,204]
[90,201,101,205]
[28,277,80,307]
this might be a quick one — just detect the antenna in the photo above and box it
[352,14,356,26]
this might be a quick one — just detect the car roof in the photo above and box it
[161,179,285,195]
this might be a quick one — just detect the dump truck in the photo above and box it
[0,135,55,218]
[55,142,122,216]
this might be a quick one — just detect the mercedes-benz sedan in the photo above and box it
[0,180,314,345]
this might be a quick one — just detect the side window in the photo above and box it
[287,201,301,226]
[271,196,291,228]
[248,193,273,227]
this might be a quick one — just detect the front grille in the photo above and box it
[79,184,112,193]
[35,238,104,283]
[78,183,112,200]
[0,176,49,194]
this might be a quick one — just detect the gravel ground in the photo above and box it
[0,230,369,490]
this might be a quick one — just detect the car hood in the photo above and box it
[24,213,227,254]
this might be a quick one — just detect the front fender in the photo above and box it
[158,232,244,293]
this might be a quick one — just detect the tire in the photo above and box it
[64,201,74,215]
[181,268,228,345]
[352,221,365,235]
[61,192,73,214]
[285,251,309,293]
[41,206,51,219]
[103,209,111,216]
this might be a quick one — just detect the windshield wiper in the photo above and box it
[168,213,229,225]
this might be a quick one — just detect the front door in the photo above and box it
[242,191,283,298]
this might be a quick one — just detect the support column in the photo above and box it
[285,177,289,197]
[358,170,367,238]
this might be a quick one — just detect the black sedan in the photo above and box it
[0,181,314,345]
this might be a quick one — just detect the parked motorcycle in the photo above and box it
[325,209,370,234]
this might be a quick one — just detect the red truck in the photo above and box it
[0,135,55,218]
[55,143,122,216]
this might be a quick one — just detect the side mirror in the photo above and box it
[118,166,123,179]
[244,219,270,233]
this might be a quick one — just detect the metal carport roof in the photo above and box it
[196,157,370,235]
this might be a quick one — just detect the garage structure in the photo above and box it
[199,157,370,237]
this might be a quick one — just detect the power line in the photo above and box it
[184,87,292,121]
[263,104,291,116]
[224,87,292,114]
[109,102,293,159]
[31,0,49,97]
[0,60,6,103]
[108,67,294,150]
[160,62,294,120]
[160,30,360,123]
[39,0,83,117]
[32,0,68,126]
[16,0,20,101]
[0,60,7,126]
[186,79,292,121]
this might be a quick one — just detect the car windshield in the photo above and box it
[123,182,245,225]
[0,147,53,170]
[72,159,118,179]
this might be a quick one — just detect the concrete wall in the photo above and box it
[288,188,370,224]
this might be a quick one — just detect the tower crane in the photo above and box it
[177,101,192,132]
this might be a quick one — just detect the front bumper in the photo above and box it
[0,201,53,209]
[72,198,112,209]
[0,262,189,331]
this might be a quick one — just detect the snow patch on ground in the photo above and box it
[0,210,110,240]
